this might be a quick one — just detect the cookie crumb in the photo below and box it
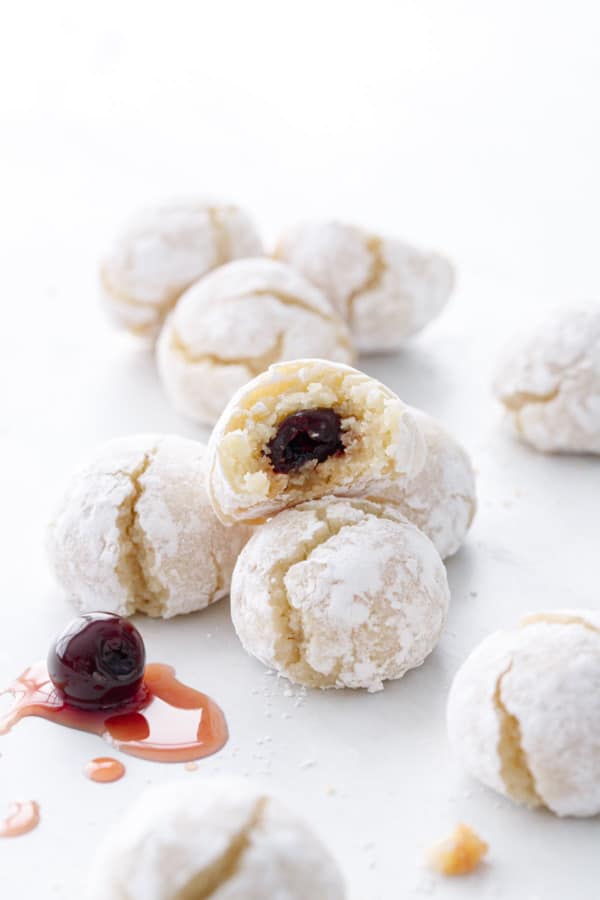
[426,823,488,875]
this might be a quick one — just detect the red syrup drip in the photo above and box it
[0,801,40,837]
[84,757,126,783]
[0,662,228,763]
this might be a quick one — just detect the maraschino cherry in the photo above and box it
[47,612,146,710]
[266,407,344,473]
[1,611,228,763]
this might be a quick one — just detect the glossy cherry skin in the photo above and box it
[47,613,146,710]
[266,408,344,474]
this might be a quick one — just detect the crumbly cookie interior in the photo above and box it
[173,797,267,900]
[217,365,406,506]
[114,448,169,616]
[427,823,488,876]
[492,612,600,809]
[493,664,542,808]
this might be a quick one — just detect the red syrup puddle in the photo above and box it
[0,801,40,837]
[84,757,125,783]
[0,662,228,763]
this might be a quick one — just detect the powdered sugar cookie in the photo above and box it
[206,358,426,524]
[157,258,354,425]
[370,410,476,559]
[447,610,600,817]
[493,305,600,454]
[86,778,346,900]
[231,497,449,691]
[47,435,251,618]
[275,220,454,352]
[100,200,262,339]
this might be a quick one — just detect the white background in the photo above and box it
[1,2,599,898]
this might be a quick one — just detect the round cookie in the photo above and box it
[447,610,600,817]
[275,220,454,352]
[100,200,262,339]
[47,435,252,618]
[85,778,346,900]
[493,305,600,454]
[231,497,449,691]
[157,258,354,426]
[207,358,426,524]
[369,410,476,559]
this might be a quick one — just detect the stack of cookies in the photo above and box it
[48,357,476,693]
[100,199,455,426]
[207,357,475,692]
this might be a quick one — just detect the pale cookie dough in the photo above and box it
[47,435,251,618]
[275,220,454,352]
[207,358,426,525]
[231,497,449,691]
[447,610,600,817]
[85,778,346,900]
[100,201,263,339]
[369,410,476,559]
[493,305,600,454]
[157,258,354,426]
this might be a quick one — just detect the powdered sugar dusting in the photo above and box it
[494,305,600,453]
[231,497,449,692]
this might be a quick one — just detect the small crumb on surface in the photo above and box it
[184,762,198,772]
[426,823,488,876]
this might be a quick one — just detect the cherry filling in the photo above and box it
[266,408,345,474]
[47,613,146,711]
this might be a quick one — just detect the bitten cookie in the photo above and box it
[447,610,600,817]
[207,358,426,524]
[275,220,454,352]
[47,435,252,618]
[231,497,449,691]
[85,778,346,900]
[157,258,354,425]
[493,305,600,454]
[100,200,262,339]
[369,410,476,559]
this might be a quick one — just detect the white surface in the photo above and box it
[1,2,599,898]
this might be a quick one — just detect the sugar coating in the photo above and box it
[100,201,263,339]
[493,305,600,454]
[85,778,346,900]
[231,497,449,691]
[370,410,476,559]
[47,435,252,618]
[157,258,354,426]
[275,221,454,352]
[447,610,600,817]
[207,358,426,525]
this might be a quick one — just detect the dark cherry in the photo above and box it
[47,612,146,711]
[266,407,345,474]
